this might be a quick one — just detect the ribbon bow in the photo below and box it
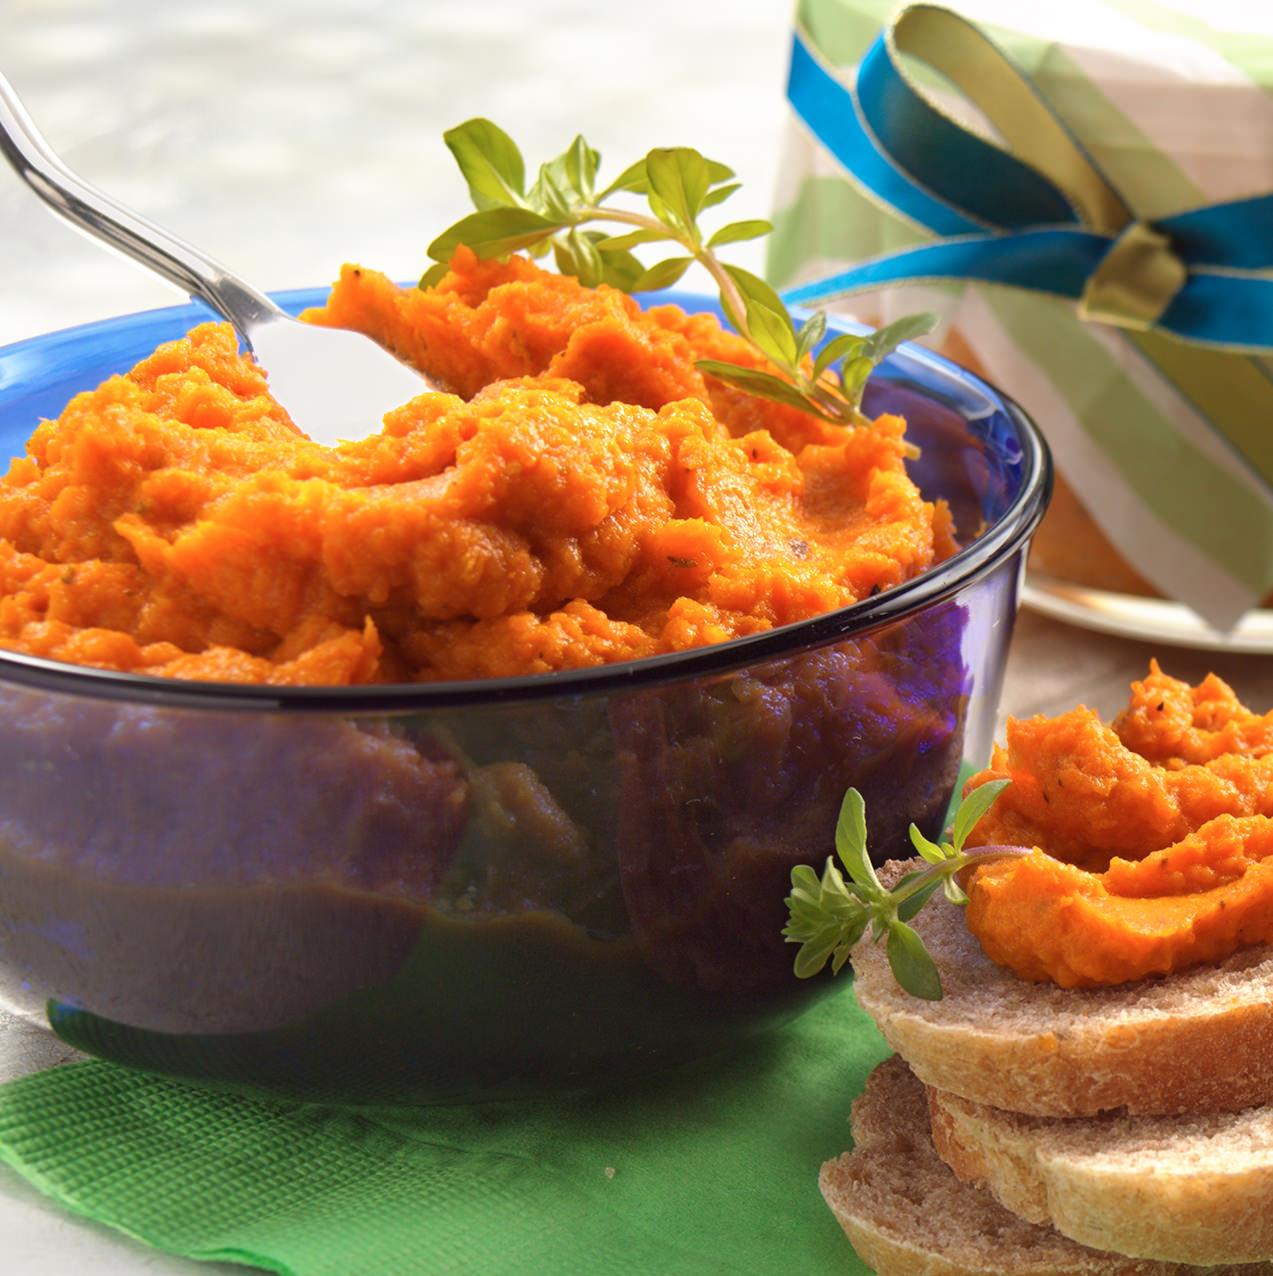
[783,3,1273,496]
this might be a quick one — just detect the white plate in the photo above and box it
[1022,574,1273,654]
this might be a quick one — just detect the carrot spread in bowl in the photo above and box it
[0,250,956,685]
[961,662,1273,987]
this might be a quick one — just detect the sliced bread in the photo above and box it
[820,1055,1273,1276]
[928,1083,1273,1265]
[850,860,1273,1117]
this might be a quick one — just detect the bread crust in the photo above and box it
[850,861,1273,1117]
[821,1056,1273,1276]
[928,1084,1273,1264]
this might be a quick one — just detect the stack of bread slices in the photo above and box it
[821,860,1273,1276]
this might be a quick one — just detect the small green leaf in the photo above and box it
[442,118,528,210]
[896,875,943,921]
[645,147,712,237]
[811,332,864,382]
[704,158,735,185]
[724,265,791,330]
[594,245,649,292]
[793,927,846,978]
[908,823,946,865]
[695,361,833,417]
[599,157,649,198]
[631,255,694,293]
[597,227,670,252]
[951,778,1011,852]
[562,134,600,199]
[793,311,828,364]
[553,229,605,287]
[531,160,578,220]
[427,207,563,265]
[701,181,742,212]
[744,300,800,371]
[706,218,773,249]
[531,137,601,217]
[839,354,876,404]
[781,780,1014,998]
[786,861,823,898]
[861,311,939,363]
[835,788,883,892]
[418,262,449,289]
[886,920,943,1000]
[724,267,801,370]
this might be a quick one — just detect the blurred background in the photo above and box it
[0,0,794,346]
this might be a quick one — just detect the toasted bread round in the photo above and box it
[820,1055,1273,1276]
[928,1083,1273,1264]
[850,861,1273,1117]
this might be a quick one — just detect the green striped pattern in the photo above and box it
[772,0,1273,613]
[982,288,1273,592]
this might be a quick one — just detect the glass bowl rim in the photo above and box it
[0,287,1052,713]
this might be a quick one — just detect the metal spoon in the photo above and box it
[0,70,436,446]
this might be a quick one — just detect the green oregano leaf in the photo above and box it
[723,264,789,325]
[426,119,939,432]
[782,783,1022,999]
[886,920,943,1001]
[644,147,711,238]
[442,119,528,209]
[951,778,1011,852]
[553,229,604,287]
[811,332,864,382]
[531,162,577,221]
[896,875,943,922]
[562,134,600,199]
[706,218,773,249]
[793,311,828,364]
[862,311,941,364]
[598,228,669,252]
[631,255,694,294]
[599,158,650,198]
[743,300,800,370]
[427,206,562,266]
[908,823,947,865]
[694,361,837,416]
[701,182,743,212]
[834,787,880,891]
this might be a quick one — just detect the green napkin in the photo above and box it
[0,986,888,1276]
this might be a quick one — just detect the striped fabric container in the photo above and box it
[768,0,1273,629]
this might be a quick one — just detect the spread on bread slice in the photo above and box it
[850,869,1273,1117]
[801,666,1273,1272]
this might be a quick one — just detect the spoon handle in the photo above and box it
[0,69,283,341]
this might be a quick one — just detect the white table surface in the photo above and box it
[5,3,1273,1272]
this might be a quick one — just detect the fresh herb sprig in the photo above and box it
[783,780,1026,999]
[422,119,937,429]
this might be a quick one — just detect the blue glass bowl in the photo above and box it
[0,289,1050,1102]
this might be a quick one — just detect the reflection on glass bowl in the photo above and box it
[0,290,1051,1102]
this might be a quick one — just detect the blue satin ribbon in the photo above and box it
[783,13,1273,353]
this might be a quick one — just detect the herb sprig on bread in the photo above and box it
[784,781,1023,999]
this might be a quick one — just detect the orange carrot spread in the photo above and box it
[962,662,1273,986]
[0,250,955,685]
